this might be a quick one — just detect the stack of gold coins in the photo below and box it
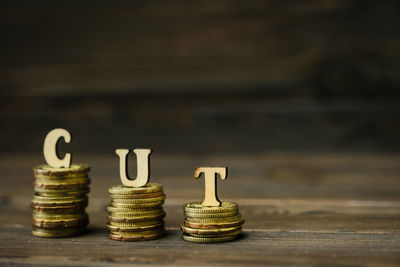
[31,164,90,237]
[106,183,166,241]
[181,201,244,243]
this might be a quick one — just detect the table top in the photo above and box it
[1,1,400,265]
[1,152,399,266]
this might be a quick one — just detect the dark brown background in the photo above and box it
[1,0,399,155]
[0,0,400,266]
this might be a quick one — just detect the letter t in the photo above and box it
[194,167,227,207]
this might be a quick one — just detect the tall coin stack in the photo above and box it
[32,164,91,237]
[106,183,166,241]
[181,201,244,243]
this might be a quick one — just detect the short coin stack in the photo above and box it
[32,164,90,237]
[106,183,166,241]
[181,201,244,243]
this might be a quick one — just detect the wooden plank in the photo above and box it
[0,0,399,96]
[3,196,400,232]
[1,96,400,153]
[1,153,400,200]
[0,227,399,266]
[1,198,400,265]
[0,152,399,265]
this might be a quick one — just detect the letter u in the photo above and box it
[115,148,152,187]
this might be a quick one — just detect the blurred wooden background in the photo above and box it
[1,0,400,265]
[0,0,399,155]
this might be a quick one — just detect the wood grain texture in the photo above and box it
[0,0,399,96]
[1,95,399,154]
[1,0,399,265]
[0,0,399,155]
[0,152,399,265]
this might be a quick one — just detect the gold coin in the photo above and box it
[32,194,79,200]
[111,195,165,204]
[34,177,90,184]
[33,164,90,178]
[109,204,160,212]
[34,174,88,180]
[184,201,238,214]
[33,180,90,189]
[35,188,90,197]
[184,210,238,218]
[182,234,237,243]
[34,185,89,192]
[31,204,87,213]
[184,218,244,229]
[108,183,163,195]
[34,174,90,180]
[32,227,86,238]
[32,199,87,207]
[33,214,88,226]
[33,212,88,220]
[110,201,164,209]
[188,228,242,238]
[107,212,165,223]
[108,211,165,219]
[109,229,164,237]
[110,191,164,199]
[107,206,162,214]
[185,214,243,224]
[31,196,88,207]
[181,225,241,236]
[106,222,164,232]
[108,220,163,227]
[108,231,165,241]
[33,213,88,222]
[32,217,89,230]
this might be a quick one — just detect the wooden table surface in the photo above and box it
[1,152,399,266]
[1,0,400,265]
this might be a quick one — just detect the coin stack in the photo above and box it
[106,183,166,241]
[181,201,244,243]
[31,164,91,237]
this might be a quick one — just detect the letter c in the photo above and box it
[43,128,72,168]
